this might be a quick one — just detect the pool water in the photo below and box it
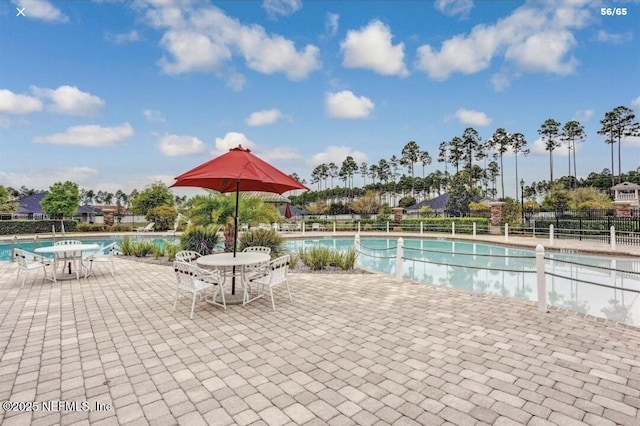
[285,237,640,327]
[0,236,180,261]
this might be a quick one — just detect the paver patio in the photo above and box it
[1,256,639,425]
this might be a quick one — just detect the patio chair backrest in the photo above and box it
[242,246,271,255]
[173,261,221,291]
[263,254,290,284]
[175,250,202,263]
[13,248,31,268]
[98,242,117,256]
[54,240,82,246]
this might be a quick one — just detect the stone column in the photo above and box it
[489,202,505,235]
[392,207,404,223]
[614,201,632,218]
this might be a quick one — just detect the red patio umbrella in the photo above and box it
[284,203,292,219]
[171,145,308,293]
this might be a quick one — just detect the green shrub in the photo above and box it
[336,247,357,270]
[399,218,489,234]
[132,240,155,257]
[110,223,134,232]
[119,236,134,256]
[238,229,284,258]
[298,246,356,271]
[146,204,178,231]
[152,244,165,259]
[180,224,222,255]
[165,241,178,261]
[0,220,78,235]
[76,223,107,232]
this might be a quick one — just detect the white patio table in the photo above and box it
[197,252,270,305]
[35,243,100,281]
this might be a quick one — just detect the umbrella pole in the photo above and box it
[232,180,240,295]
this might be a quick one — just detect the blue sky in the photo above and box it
[1,0,639,199]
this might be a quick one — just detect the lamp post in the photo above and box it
[520,179,525,226]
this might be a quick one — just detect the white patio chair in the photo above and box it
[173,261,225,319]
[83,242,117,278]
[137,222,155,232]
[53,240,83,279]
[242,245,271,280]
[244,254,292,311]
[14,248,54,287]
[311,222,325,231]
[175,250,202,263]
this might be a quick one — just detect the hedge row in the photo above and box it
[399,218,490,234]
[533,219,639,232]
[0,220,78,235]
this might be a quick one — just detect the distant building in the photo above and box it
[10,192,101,221]
[612,181,640,208]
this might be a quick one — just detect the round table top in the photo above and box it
[34,243,100,254]
[197,252,270,268]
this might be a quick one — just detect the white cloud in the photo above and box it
[631,96,640,109]
[214,132,257,154]
[31,85,105,115]
[532,137,570,157]
[0,167,98,191]
[310,146,368,166]
[246,109,282,126]
[158,134,206,157]
[595,30,631,45]
[573,109,593,122]
[260,146,301,161]
[141,3,320,81]
[12,0,69,23]
[262,0,302,18]
[416,2,587,83]
[106,30,140,44]
[326,90,374,120]
[326,13,339,36]
[455,108,491,126]
[435,0,474,17]
[0,89,43,114]
[34,123,134,146]
[143,109,166,122]
[341,20,408,77]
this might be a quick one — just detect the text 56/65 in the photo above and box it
[601,7,628,16]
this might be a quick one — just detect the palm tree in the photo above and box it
[560,121,585,189]
[487,127,511,199]
[511,132,529,200]
[538,119,561,183]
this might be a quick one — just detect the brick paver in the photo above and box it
[1,254,640,425]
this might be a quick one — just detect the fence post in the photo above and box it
[396,237,404,282]
[504,223,509,242]
[302,222,305,236]
[357,221,361,234]
[10,236,17,262]
[354,234,360,255]
[610,226,616,251]
[473,222,476,239]
[549,224,554,247]
[386,221,389,234]
[420,221,423,235]
[452,222,455,236]
[333,221,336,235]
[33,235,38,252]
[536,244,547,313]
[532,218,536,238]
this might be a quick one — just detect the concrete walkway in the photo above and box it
[1,258,639,425]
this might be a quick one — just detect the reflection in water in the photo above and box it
[285,237,640,326]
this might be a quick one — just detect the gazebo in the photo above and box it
[611,181,640,207]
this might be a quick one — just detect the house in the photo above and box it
[406,193,450,215]
[10,192,101,221]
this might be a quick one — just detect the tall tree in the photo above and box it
[400,141,420,195]
[560,120,585,189]
[340,156,359,190]
[377,159,391,187]
[368,164,379,185]
[437,141,449,179]
[327,162,338,188]
[360,161,368,187]
[602,106,640,184]
[538,118,561,184]
[419,150,431,178]
[487,127,511,199]
[486,160,500,200]
[598,111,617,186]
[511,132,529,200]
[449,136,464,175]
[460,128,484,187]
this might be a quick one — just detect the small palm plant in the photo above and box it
[179,224,222,255]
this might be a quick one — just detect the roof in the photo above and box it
[611,181,640,190]
[278,204,307,216]
[17,193,100,215]
[406,193,450,211]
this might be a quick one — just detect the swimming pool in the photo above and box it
[0,236,180,260]
[285,237,640,327]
